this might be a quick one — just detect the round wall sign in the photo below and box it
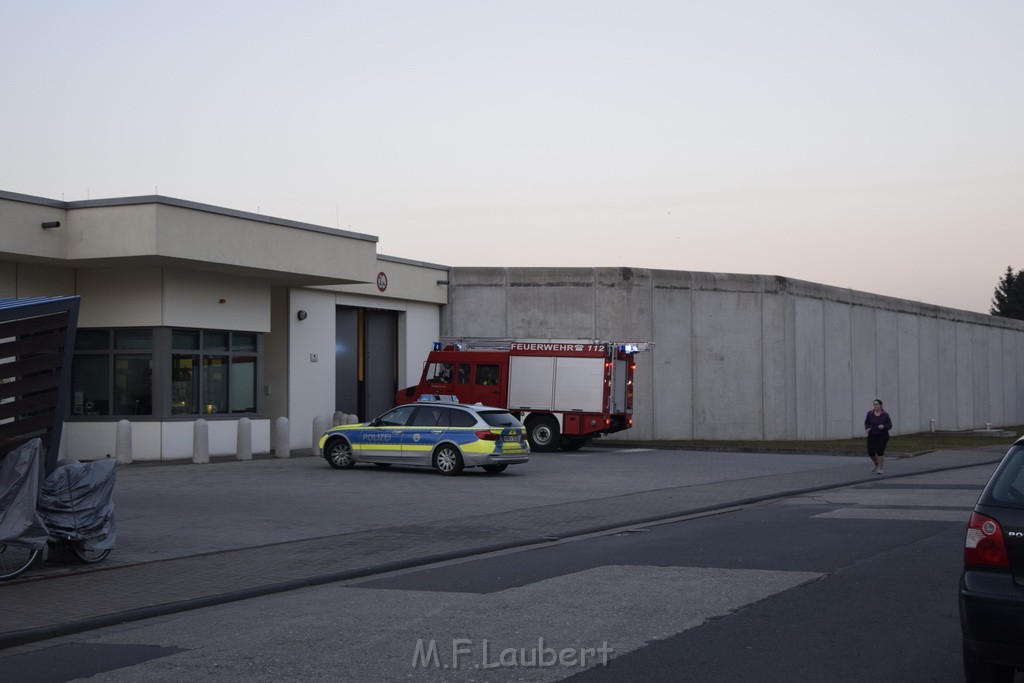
[376,272,388,292]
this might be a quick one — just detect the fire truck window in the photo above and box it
[476,364,499,386]
[456,365,470,384]
[426,362,453,383]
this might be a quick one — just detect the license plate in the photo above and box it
[502,435,520,442]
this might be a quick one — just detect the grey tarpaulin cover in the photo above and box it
[39,457,117,551]
[0,438,49,550]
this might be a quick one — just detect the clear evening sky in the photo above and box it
[3,2,1021,314]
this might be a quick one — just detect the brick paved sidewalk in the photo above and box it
[0,448,1002,650]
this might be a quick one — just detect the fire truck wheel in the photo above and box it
[527,416,560,452]
[325,439,356,469]
[433,445,465,475]
[482,464,508,474]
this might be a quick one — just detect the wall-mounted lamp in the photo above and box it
[41,221,61,229]
[296,310,308,321]
[436,280,449,285]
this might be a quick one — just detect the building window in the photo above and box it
[71,329,153,416]
[71,328,260,419]
[172,329,257,415]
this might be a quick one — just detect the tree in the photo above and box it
[991,266,1024,320]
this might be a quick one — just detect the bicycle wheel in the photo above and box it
[0,543,41,580]
[71,543,110,564]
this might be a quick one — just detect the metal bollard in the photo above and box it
[312,414,329,456]
[237,417,252,460]
[193,419,210,464]
[115,419,133,464]
[274,416,290,458]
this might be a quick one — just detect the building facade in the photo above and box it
[0,190,447,461]
[5,190,1021,459]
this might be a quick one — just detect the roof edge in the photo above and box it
[0,190,378,243]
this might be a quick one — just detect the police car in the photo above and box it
[319,396,530,475]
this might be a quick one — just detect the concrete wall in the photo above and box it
[444,267,1024,441]
[287,288,339,449]
[60,420,271,462]
[398,301,441,389]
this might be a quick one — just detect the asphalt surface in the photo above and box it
[0,443,1009,651]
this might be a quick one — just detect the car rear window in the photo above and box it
[980,444,1024,507]
[479,411,523,428]
[449,409,478,428]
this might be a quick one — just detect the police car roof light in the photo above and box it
[418,394,459,403]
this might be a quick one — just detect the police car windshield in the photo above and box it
[479,411,522,428]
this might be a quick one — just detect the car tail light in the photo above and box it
[474,430,499,441]
[964,512,1009,567]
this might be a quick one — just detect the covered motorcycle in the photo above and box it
[38,457,117,553]
[0,438,48,551]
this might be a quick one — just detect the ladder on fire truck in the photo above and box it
[436,337,655,353]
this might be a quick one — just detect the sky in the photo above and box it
[2,1,1021,314]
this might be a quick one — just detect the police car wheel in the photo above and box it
[482,464,508,474]
[528,416,560,453]
[433,446,464,476]
[325,439,355,469]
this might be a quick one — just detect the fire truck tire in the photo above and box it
[433,445,465,475]
[482,464,508,474]
[527,416,560,452]
[560,438,587,451]
[325,438,356,469]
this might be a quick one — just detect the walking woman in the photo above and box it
[865,399,893,474]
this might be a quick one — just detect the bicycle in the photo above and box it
[0,439,115,580]
[0,532,109,581]
[0,528,110,581]
[0,440,48,580]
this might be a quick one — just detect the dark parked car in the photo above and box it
[960,436,1024,681]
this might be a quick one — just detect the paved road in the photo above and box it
[0,444,1008,652]
[0,461,998,682]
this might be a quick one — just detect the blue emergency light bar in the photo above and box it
[417,394,460,403]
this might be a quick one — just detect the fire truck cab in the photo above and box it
[396,338,653,452]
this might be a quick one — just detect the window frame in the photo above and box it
[70,328,154,418]
[69,327,262,420]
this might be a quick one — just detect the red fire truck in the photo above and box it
[396,338,654,452]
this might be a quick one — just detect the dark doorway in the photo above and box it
[335,307,397,422]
